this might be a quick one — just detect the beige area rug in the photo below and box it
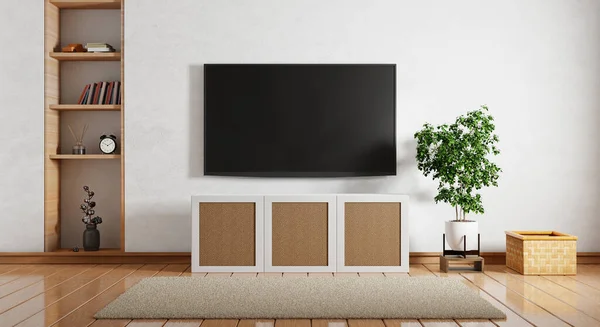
[95,277,506,320]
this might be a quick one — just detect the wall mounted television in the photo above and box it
[204,63,396,177]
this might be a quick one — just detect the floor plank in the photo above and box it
[232,272,258,277]
[163,319,204,327]
[15,264,143,327]
[419,320,459,327]
[568,267,600,291]
[333,273,359,277]
[258,272,283,277]
[454,320,496,327]
[0,264,118,327]
[238,319,275,327]
[276,319,311,327]
[461,271,569,326]
[308,273,334,277]
[206,272,232,278]
[0,265,94,314]
[458,276,533,327]
[383,319,423,327]
[313,319,347,327]
[359,273,385,277]
[0,265,23,275]
[497,265,600,321]
[52,264,167,327]
[154,264,190,277]
[283,273,308,277]
[0,266,45,286]
[125,320,167,326]
[544,274,600,302]
[484,266,600,326]
[182,270,207,278]
[179,266,193,277]
[408,265,436,277]
[422,265,462,279]
[200,319,239,327]
[0,265,65,298]
[348,319,386,327]
[383,272,409,278]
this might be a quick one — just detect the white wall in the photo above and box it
[1,0,598,253]
[0,0,44,251]
[128,0,597,252]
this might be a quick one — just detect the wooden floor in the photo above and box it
[0,264,599,327]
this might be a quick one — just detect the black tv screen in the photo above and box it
[204,64,396,177]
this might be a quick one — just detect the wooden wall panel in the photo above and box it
[271,202,328,266]
[44,0,61,252]
[120,0,125,251]
[199,203,255,266]
[344,202,401,266]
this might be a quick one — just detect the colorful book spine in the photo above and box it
[93,83,101,104]
[77,81,121,105]
[79,84,88,104]
[106,82,113,105]
[112,81,120,105]
[86,83,95,105]
[98,81,107,104]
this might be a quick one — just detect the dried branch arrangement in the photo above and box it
[80,185,103,226]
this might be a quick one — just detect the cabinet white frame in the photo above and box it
[264,195,337,272]
[336,194,409,273]
[191,195,264,273]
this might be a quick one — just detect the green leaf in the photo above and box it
[414,105,501,216]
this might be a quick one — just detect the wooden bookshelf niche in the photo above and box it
[44,0,125,252]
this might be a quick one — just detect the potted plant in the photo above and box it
[414,105,501,251]
[80,185,103,251]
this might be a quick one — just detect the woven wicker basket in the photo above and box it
[505,231,577,275]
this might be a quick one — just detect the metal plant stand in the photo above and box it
[440,233,484,273]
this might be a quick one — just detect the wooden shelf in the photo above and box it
[49,154,120,160]
[50,0,121,9]
[55,248,122,254]
[0,250,190,264]
[50,104,121,111]
[49,52,121,61]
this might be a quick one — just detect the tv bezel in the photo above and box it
[203,63,397,177]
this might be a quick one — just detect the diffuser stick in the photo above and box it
[80,124,88,142]
[68,125,78,143]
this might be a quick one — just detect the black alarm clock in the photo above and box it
[99,134,117,154]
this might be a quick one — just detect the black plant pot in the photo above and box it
[83,224,100,251]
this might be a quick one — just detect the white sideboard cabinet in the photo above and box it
[191,194,408,273]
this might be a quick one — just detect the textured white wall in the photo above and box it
[125,0,600,252]
[0,0,44,251]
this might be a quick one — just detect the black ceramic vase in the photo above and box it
[83,224,100,251]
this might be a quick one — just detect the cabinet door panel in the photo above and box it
[199,202,256,266]
[265,195,337,272]
[191,195,264,272]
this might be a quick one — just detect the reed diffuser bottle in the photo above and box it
[69,123,88,154]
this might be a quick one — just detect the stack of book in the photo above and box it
[77,81,121,105]
[85,43,115,53]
